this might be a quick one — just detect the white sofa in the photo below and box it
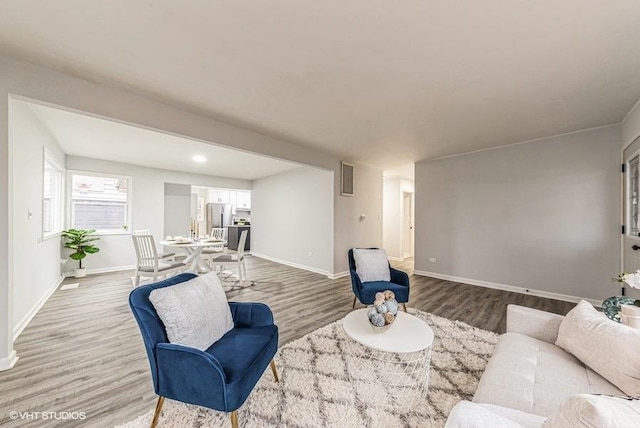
[445,304,637,427]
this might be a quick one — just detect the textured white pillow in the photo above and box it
[353,248,391,282]
[555,300,640,397]
[545,394,640,428]
[149,273,233,351]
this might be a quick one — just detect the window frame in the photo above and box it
[67,170,133,236]
[42,148,65,240]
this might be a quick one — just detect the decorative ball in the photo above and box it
[384,300,398,316]
[367,290,399,331]
[376,303,388,314]
[369,312,385,327]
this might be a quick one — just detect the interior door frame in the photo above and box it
[401,191,414,258]
[621,135,640,277]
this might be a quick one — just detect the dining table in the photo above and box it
[159,238,227,273]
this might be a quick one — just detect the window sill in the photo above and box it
[93,230,131,237]
[42,231,63,241]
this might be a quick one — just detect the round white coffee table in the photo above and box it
[342,308,434,410]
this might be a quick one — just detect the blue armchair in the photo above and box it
[129,273,279,428]
[348,248,410,311]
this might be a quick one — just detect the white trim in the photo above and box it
[328,271,349,280]
[428,124,620,162]
[413,270,602,307]
[13,275,64,341]
[63,264,136,277]
[0,350,18,372]
[388,256,403,262]
[250,252,331,277]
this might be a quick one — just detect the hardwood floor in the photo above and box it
[0,256,575,427]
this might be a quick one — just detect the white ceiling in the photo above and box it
[2,1,640,170]
[25,101,301,180]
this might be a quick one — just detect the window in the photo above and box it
[70,172,131,233]
[629,156,639,236]
[42,150,64,237]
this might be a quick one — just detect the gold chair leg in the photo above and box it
[352,296,357,309]
[270,359,279,383]
[151,396,164,428]
[230,410,239,428]
[402,302,408,312]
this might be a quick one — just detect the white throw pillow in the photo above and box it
[545,394,640,428]
[149,273,234,351]
[555,300,640,397]
[353,248,391,282]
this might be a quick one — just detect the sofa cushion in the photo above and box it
[445,401,546,428]
[545,394,640,428]
[353,248,391,282]
[149,272,233,351]
[555,300,640,397]
[473,332,623,417]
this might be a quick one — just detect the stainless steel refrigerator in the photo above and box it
[206,203,232,233]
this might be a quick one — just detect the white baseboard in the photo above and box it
[413,270,602,307]
[64,264,136,277]
[251,252,331,277]
[0,350,18,371]
[13,275,64,341]
[328,271,349,280]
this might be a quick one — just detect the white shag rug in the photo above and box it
[118,309,498,428]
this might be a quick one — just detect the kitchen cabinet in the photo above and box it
[228,226,250,251]
[235,191,251,210]
[207,189,230,204]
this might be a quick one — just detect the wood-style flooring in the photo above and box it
[0,256,575,427]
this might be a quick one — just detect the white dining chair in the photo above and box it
[133,229,176,261]
[131,234,186,287]
[212,230,248,284]
[201,227,226,267]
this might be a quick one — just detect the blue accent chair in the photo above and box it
[129,273,279,428]
[348,248,410,311]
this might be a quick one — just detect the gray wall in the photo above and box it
[252,166,334,274]
[415,125,621,301]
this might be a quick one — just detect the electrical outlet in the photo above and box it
[429,258,437,263]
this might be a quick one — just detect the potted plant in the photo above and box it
[62,228,100,278]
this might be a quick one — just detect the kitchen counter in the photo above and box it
[229,224,251,227]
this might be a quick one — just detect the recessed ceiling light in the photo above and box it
[192,155,207,163]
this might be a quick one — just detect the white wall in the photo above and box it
[0,54,383,368]
[333,163,384,275]
[251,167,334,274]
[415,125,621,302]
[383,177,414,260]
[64,156,250,273]
[622,99,640,147]
[9,100,65,341]
[163,183,192,237]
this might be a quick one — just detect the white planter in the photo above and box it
[74,268,87,278]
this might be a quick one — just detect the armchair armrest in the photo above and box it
[506,304,565,344]
[156,343,227,408]
[229,302,274,328]
[390,268,409,287]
